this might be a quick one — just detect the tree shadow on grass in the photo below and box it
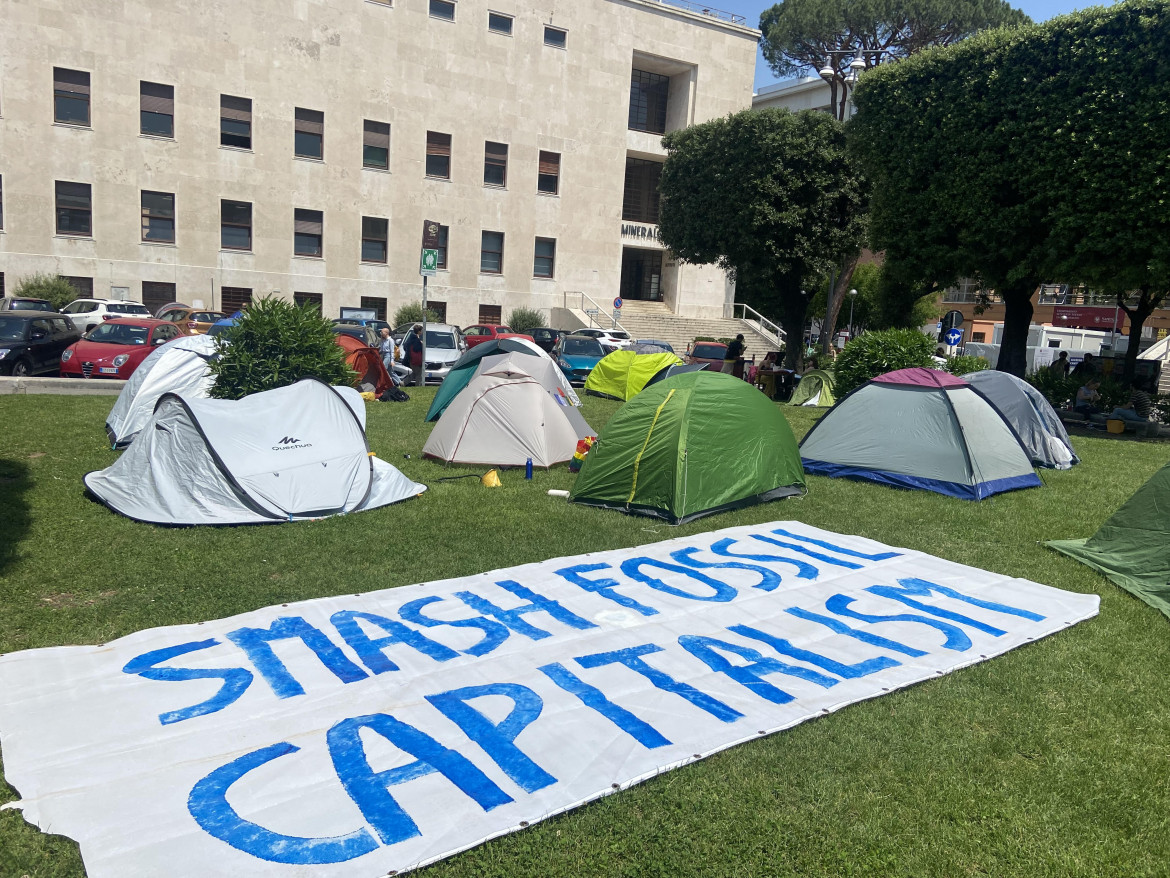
[0,458,31,577]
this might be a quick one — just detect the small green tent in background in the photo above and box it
[584,350,682,401]
[570,370,805,524]
[788,369,836,407]
[1047,462,1170,620]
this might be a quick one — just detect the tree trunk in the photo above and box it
[1119,288,1164,386]
[994,281,1036,377]
[779,287,808,371]
[820,250,862,357]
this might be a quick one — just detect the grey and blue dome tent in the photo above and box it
[86,378,425,525]
[962,369,1078,469]
[799,367,1041,500]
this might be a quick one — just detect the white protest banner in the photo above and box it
[0,522,1098,877]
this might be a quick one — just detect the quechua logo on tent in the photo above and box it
[272,435,313,451]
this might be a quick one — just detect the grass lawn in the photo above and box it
[2,388,1169,878]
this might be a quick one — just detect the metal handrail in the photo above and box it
[564,290,630,335]
[654,0,746,24]
[727,303,785,344]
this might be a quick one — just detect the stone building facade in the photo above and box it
[0,0,758,324]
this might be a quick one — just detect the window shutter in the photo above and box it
[295,108,324,135]
[364,120,390,146]
[538,151,560,175]
[220,95,251,121]
[140,82,173,114]
[54,68,90,95]
[426,131,452,156]
[294,210,323,235]
[485,141,508,162]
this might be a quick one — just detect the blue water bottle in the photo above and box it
[525,457,533,480]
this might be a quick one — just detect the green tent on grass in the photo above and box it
[787,368,836,407]
[570,370,805,524]
[584,349,682,400]
[1047,462,1170,620]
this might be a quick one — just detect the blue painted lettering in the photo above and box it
[727,624,900,678]
[538,662,671,748]
[455,580,597,641]
[669,546,783,592]
[619,557,737,602]
[225,616,368,699]
[331,610,459,674]
[397,595,511,657]
[122,639,253,725]
[554,562,659,616]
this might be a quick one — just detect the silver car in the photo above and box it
[419,323,463,382]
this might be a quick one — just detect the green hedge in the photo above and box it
[833,329,936,395]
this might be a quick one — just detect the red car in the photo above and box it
[685,340,728,372]
[60,318,184,379]
[463,324,515,347]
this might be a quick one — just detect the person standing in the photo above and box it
[404,324,424,387]
[1049,350,1070,377]
[378,328,395,373]
[722,333,746,375]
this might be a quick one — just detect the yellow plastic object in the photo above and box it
[481,469,502,487]
[1106,419,1126,434]
[360,391,376,401]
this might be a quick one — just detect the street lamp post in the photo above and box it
[818,55,867,121]
[847,288,858,341]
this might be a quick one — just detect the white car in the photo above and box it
[62,298,152,334]
[573,328,634,354]
[403,323,463,383]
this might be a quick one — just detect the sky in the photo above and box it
[721,0,1110,90]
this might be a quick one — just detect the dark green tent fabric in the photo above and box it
[425,340,544,422]
[1047,462,1170,619]
[570,370,805,524]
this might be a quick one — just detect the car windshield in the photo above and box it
[109,303,151,315]
[610,331,630,340]
[692,344,725,359]
[15,300,54,312]
[0,318,29,341]
[426,331,456,349]
[563,338,603,357]
[87,323,150,345]
[191,312,221,322]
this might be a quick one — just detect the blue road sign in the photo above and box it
[613,297,623,310]
[944,327,963,346]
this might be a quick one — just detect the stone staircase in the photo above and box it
[604,301,782,358]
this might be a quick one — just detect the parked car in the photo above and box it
[60,318,183,379]
[573,327,634,354]
[333,317,392,336]
[529,327,565,353]
[636,338,676,354]
[62,298,152,334]
[419,324,464,383]
[160,308,226,336]
[0,311,81,376]
[154,301,193,320]
[332,324,380,348]
[463,324,515,347]
[553,334,606,385]
[685,341,728,371]
[0,296,57,313]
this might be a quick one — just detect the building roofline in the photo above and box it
[610,0,761,37]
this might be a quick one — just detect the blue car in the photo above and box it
[553,334,605,385]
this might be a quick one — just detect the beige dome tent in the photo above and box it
[423,361,594,467]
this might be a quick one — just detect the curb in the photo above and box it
[0,376,127,396]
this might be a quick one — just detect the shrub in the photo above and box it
[208,297,353,400]
[833,328,935,394]
[944,354,989,376]
[14,273,78,310]
[1026,368,1078,409]
[393,302,442,327]
[507,307,545,334]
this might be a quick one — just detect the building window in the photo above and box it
[629,69,670,135]
[294,209,323,257]
[538,151,560,195]
[220,199,252,250]
[478,304,502,324]
[544,26,567,48]
[62,276,94,297]
[488,11,512,34]
[534,237,556,278]
[0,273,5,298]
[429,224,450,269]
[363,120,390,170]
[55,181,92,236]
[972,332,986,343]
[141,190,175,243]
[484,141,508,187]
[429,0,455,20]
[53,68,90,126]
[620,248,663,301]
[426,131,451,179]
[622,157,662,224]
[481,231,504,274]
[428,300,448,322]
[220,95,252,149]
[360,296,388,321]
[0,175,4,229]
[294,292,323,313]
[141,281,176,313]
[361,216,388,263]
[220,286,252,314]
[294,108,324,160]
[140,82,174,137]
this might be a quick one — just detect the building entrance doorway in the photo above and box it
[620,247,663,301]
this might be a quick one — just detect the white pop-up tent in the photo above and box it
[423,361,594,467]
[105,334,217,448]
[85,378,426,525]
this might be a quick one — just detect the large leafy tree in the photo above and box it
[658,108,866,369]
[851,0,1170,378]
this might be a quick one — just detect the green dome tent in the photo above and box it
[787,369,836,407]
[584,349,682,401]
[1047,462,1170,620]
[570,370,805,524]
